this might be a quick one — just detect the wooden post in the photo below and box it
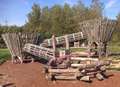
[65,35,69,50]
[74,41,80,48]
[52,35,56,59]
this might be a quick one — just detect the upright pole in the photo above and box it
[65,35,70,50]
[52,34,56,59]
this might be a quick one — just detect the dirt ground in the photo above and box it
[0,61,120,87]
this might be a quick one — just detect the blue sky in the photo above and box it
[0,0,120,26]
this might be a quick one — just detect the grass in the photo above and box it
[0,49,11,64]
[70,48,87,52]
[108,46,120,53]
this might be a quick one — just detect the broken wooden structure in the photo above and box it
[2,33,39,63]
[2,18,115,82]
[79,18,116,58]
[24,43,55,59]
[41,32,86,48]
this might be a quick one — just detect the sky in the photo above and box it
[0,0,120,26]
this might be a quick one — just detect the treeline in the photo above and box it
[0,0,120,48]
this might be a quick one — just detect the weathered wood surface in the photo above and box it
[23,43,55,59]
[54,75,77,80]
[71,61,110,68]
[2,33,39,63]
[71,57,98,61]
[80,76,91,82]
[41,32,86,47]
[79,18,116,58]
[96,73,104,80]
[48,68,79,73]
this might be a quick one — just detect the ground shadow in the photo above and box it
[2,83,15,87]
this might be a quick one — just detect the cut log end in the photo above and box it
[80,76,91,82]
[96,73,104,80]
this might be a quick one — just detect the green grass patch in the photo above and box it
[108,46,120,53]
[70,48,86,52]
[0,49,11,64]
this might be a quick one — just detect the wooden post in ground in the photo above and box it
[52,35,56,59]
[64,35,69,50]
[74,41,80,48]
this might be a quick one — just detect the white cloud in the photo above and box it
[105,0,117,9]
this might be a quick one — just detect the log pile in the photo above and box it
[44,60,110,81]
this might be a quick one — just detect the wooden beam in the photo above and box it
[54,75,77,80]
[71,61,110,68]
[71,57,98,61]
[48,68,79,73]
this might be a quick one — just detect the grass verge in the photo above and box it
[0,49,11,64]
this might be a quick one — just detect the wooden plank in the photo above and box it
[71,61,110,68]
[54,75,76,80]
[71,57,98,61]
[48,68,79,73]
[41,32,86,47]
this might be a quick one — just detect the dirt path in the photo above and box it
[0,61,120,87]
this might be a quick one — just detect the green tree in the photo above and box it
[72,0,88,31]
[26,3,41,32]
[62,3,75,34]
[89,0,103,18]
[50,5,63,36]
[112,13,120,43]
[41,7,52,38]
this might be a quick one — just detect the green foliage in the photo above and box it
[0,0,119,48]
[25,3,41,32]
[0,49,11,64]
[70,48,87,52]
[90,0,103,18]
[108,45,120,53]
[111,13,120,43]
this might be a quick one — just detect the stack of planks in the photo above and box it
[2,33,39,63]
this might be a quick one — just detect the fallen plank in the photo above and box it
[54,75,77,80]
[48,68,79,73]
[71,61,110,68]
[71,57,99,61]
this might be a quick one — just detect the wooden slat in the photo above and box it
[48,68,79,73]
[71,57,98,61]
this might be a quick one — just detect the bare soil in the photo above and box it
[0,61,120,87]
